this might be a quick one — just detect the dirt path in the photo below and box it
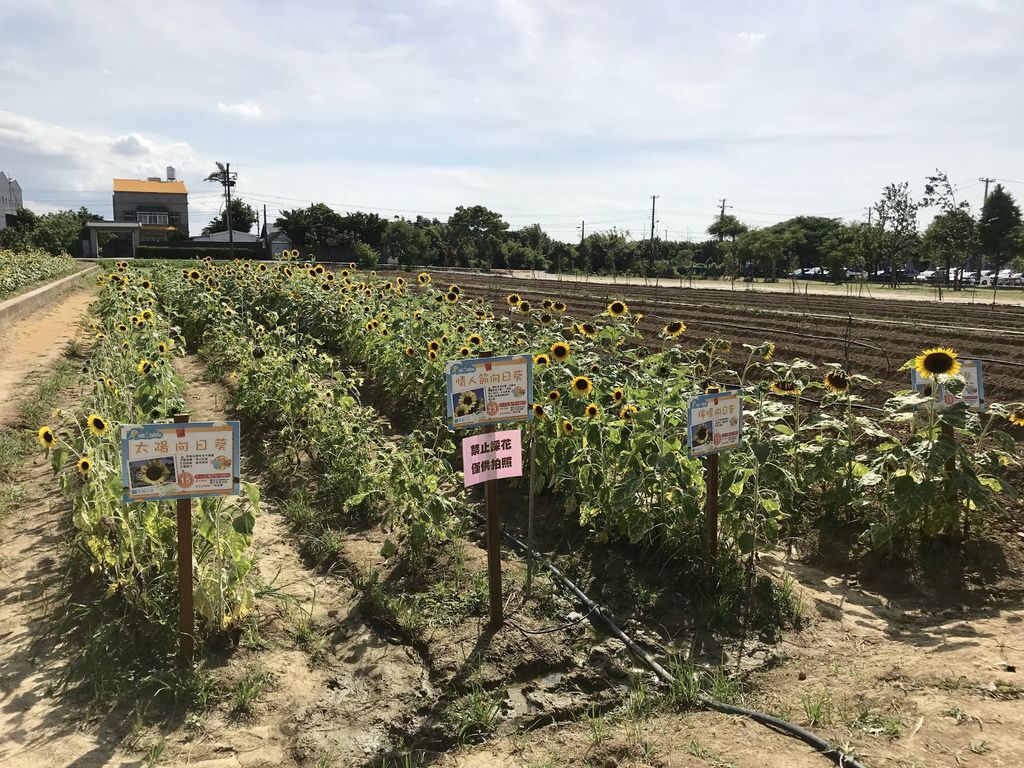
[0,287,96,421]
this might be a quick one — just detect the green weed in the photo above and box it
[444,682,503,743]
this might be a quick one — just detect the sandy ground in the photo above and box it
[0,287,96,418]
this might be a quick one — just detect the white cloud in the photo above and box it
[309,93,324,104]
[217,101,263,119]
[737,31,767,43]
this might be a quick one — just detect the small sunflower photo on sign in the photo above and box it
[452,387,485,418]
[690,420,713,448]
[129,456,177,493]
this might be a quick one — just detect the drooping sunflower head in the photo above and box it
[585,403,601,418]
[770,379,802,397]
[87,414,109,437]
[619,404,638,421]
[76,456,92,476]
[137,359,152,376]
[570,376,594,397]
[547,389,561,402]
[38,426,56,449]
[823,370,850,394]
[763,342,776,361]
[663,320,686,338]
[607,300,628,318]
[542,299,553,309]
[611,387,625,402]
[914,347,960,379]
[561,419,573,435]
[519,300,532,313]
[578,322,598,338]
[553,301,567,314]
[418,271,431,284]
[534,353,551,367]
[506,293,521,306]
[550,341,571,362]
[1008,408,1024,427]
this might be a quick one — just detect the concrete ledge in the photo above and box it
[0,266,98,334]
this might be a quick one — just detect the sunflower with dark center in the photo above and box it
[1009,409,1024,426]
[418,272,431,284]
[188,270,201,280]
[445,291,459,303]
[694,425,710,443]
[823,370,849,394]
[428,340,441,352]
[578,322,598,338]
[914,347,960,379]
[468,334,483,346]
[428,350,438,361]
[142,280,152,290]
[459,345,471,357]
[770,380,802,397]
[117,323,128,333]
[459,391,478,410]
[533,404,545,418]
[138,459,171,486]
[534,353,551,367]
[519,301,532,313]
[506,294,521,306]
[663,320,685,337]
[585,403,601,418]
[87,414,109,437]
[137,360,152,375]
[550,341,571,361]
[76,457,92,476]
[570,376,594,397]
[448,284,461,295]
[553,301,567,313]
[619,404,638,420]
[561,420,573,435]
[611,387,625,402]
[38,426,56,449]
[252,346,266,360]
[548,389,561,402]
[607,300,628,318]
[157,341,170,355]
[539,313,553,325]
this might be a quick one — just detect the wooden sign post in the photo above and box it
[173,413,195,661]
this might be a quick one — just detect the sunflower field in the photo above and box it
[35,266,259,693]
[0,246,76,298]
[134,255,1022,569]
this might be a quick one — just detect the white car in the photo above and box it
[914,269,936,282]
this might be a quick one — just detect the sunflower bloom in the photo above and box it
[763,342,776,361]
[578,322,598,338]
[507,294,521,306]
[468,334,483,346]
[534,353,551,367]
[585,403,601,418]
[76,456,92,476]
[87,414,109,437]
[611,387,625,402]
[663,321,685,337]
[1009,409,1024,427]
[914,347,960,379]
[619,404,638,420]
[547,389,561,402]
[770,380,802,397]
[561,419,573,435]
[533,404,545,418]
[570,376,594,397]
[38,426,56,449]
[823,370,850,394]
[607,300,628,318]
[550,341,571,362]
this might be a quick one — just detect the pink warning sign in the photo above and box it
[461,429,523,488]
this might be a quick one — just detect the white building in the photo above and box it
[190,229,260,243]
[0,171,24,231]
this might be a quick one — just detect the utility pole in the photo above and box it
[865,206,873,225]
[980,176,996,204]
[224,162,234,260]
[716,198,732,242]
[649,195,659,268]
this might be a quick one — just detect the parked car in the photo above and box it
[914,269,936,282]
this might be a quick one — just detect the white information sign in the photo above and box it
[910,358,985,412]
[445,355,533,429]
[120,421,241,502]
[687,392,743,458]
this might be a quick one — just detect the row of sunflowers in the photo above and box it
[0,246,76,298]
[147,256,1021,562]
[36,266,259,683]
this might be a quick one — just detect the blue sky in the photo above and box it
[1,0,1022,240]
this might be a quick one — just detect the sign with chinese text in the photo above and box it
[461,429,523,487]
[120,421,241,502]
[446,354,533,429]
[910,359,984,412]
[687,392,743,458]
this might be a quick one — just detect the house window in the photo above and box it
[169,213,181,226]
[138,212,169,225]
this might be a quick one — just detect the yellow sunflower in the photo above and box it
[468,334,483,346]
[663,320,686,337]
[533,404,545,418]
[550,341,571,362]
[405,346,416,357]
[428,339,441,353]
[507,294,521,306]
[570,376,594,397]
[428,350,438,361]
[913,347,960,379]
[137,458,171,486]
[445,291,459,304]
[418,271,432,284]
[763,342,776,361]
[519,300,532,313]
[137,359,152,375]
[534,353,551,367]
[561,419,573,435]
[459,345,471,357]
[611,387,625,402]
[770,379,802,397]
[578,322,598,338]
[547,389,561,402]
[619,404,638,420]
[38,426,56,449]
[87,414,109,437]
[552,301,567,313]
[585,403,601,418]
[607,300,628,318]
[823,370,850,394]
[1008,409,1024,427]
[76,456,92,476]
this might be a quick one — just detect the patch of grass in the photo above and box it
[584,704,611,747]
[848,704,902,737]
[942,705,969,724]
[144,734,167,767]
[231,669,271,717]
[290,605,328,664]
[969,740,992,755]
[802,689,833,726]
[686,738,737,767]
[665,657,744,709]
[351,567,428,637]
[444,682,503,743]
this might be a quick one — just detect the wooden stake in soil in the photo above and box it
[705,453,720,576]
[485,474,503,628]
[174,412,195,662]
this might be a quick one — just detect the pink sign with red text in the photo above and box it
[461,429,523,487]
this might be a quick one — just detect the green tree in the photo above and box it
[353,241,378,268]
[979,184,1021,268]
[202,198,258,235]
[547,241,574,274]
[338,211,388,249]
[275,203,353,250]
[922,210,978,289]
[382,218,429,267]
[765,216,844,272]
[706,214,747,242]
[873,182,919,285]
[0,207,101,255]
[447,205,509,268]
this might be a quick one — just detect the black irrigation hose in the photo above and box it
[485,518,869,768]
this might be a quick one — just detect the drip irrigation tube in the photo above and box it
[489,521,869,768]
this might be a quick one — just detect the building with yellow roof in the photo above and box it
[112,168,189,241]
